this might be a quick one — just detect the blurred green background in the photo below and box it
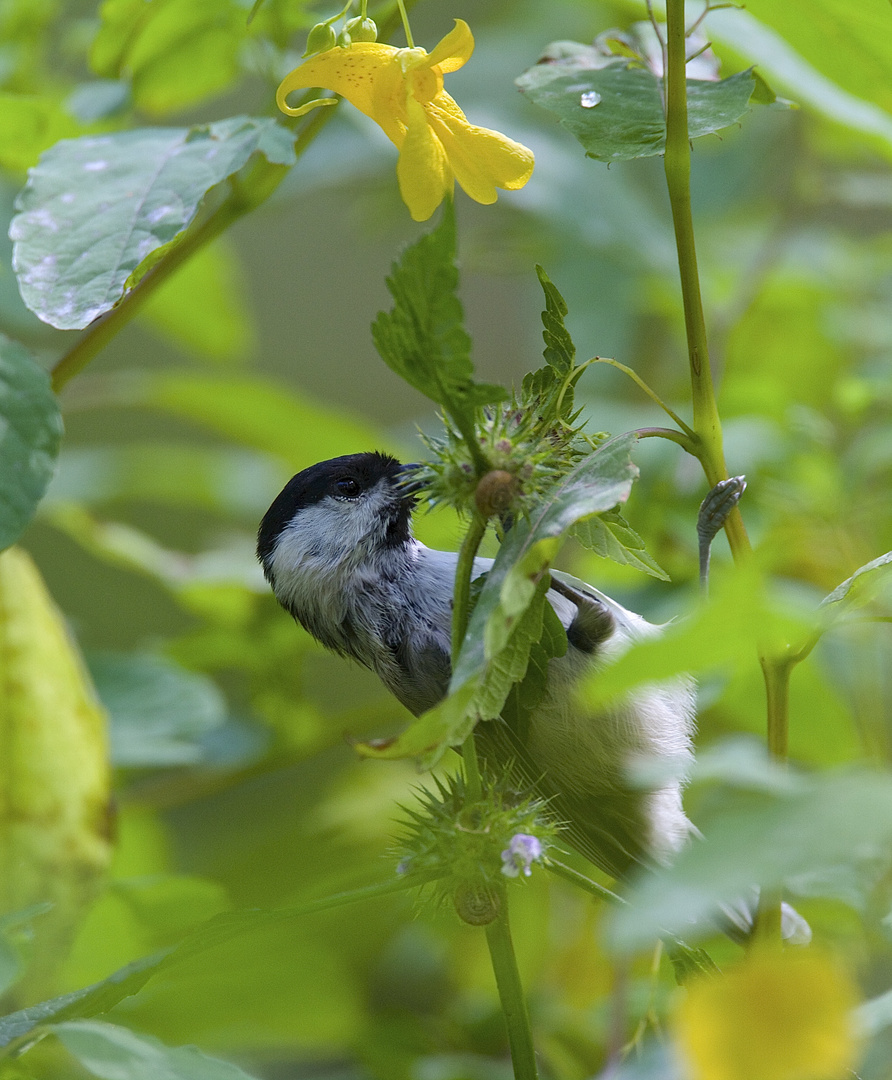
[2,0,892,1076]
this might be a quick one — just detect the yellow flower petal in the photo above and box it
[397,96,452,221]
[676,949,861,1080]
[424,18,474,74]
[277,43,405,143]
[425,95,535,204]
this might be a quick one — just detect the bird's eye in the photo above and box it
[335,477,361,498]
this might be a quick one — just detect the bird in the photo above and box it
[256,450,701,883]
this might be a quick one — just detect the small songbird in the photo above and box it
[257,451,699,882]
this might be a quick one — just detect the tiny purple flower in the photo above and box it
[501,833,544,878]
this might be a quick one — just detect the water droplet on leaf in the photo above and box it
[580,91,601,108]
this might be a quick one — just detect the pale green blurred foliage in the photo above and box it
[1,0,892,1077]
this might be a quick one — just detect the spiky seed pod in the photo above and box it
[474,470,518,519]
[453,881,501,925]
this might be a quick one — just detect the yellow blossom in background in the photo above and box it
[276,19,534,221]
[676,948,861,1080]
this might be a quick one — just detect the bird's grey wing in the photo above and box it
[387,633,452,717]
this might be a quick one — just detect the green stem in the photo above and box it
[546,860,625,906]
[663,0,790,940]
[586,356,696,440]
[485,903,540,1080]
[452,511,487,800]
[634,426,697,452]
[395,0,414,46]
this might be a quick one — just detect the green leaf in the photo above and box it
[467,432,640,674]
[706,1,892,136]
[91,0,246,117]
[572,507,669,580]
[516,51,759,161]
[521,265,581,425]
[581,566,814,706]
[371,204,508,426]
[54,1020,261,1080]
[0,335,63,551]
[359,434,639,765]
[609,745,892,952]
[87,652,229,767]
[821,551,892,612]
[11,117,296,330]
[0,952,168,1053]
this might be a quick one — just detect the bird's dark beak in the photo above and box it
[397,462,425,497]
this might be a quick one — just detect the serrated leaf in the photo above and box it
[517,52,759,162]
[359,435,639,764]
[371,204,507,427]
[572,507,669,580]
[609,751,892,951]
[11,117,296,330]
[581,566,815,707]
[522,265,580,427]
[54,1020,261,1080]
[0,336,62,551]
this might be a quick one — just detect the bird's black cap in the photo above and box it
[257,452,410,567]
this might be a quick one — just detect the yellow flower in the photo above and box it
[277,19,534,221]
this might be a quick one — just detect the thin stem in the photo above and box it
[485,904,540,1080]
[586,357,696,439]
[546,860,625,906]
[452,511,487,800]
[395,0,414,46]
[634,426,697,452]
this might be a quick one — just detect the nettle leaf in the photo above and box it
[0,336,63,551]
[54,1020,260,1080]
[516,47,760,162]
[358,434,639,765]
[581,566,815,706]
[609,746,892,952]
[522,265,580,424]
[11,116,296,330]
[572,507,669,580]
[372,203,508,428]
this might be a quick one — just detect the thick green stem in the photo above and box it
[485,904,540,1080]
[663,0,790,940]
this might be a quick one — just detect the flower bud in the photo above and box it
[474,470,518,518]
[303,21,337,57]
[344,16,377,42]
[453,881,501,925]
[336,28,352,48]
